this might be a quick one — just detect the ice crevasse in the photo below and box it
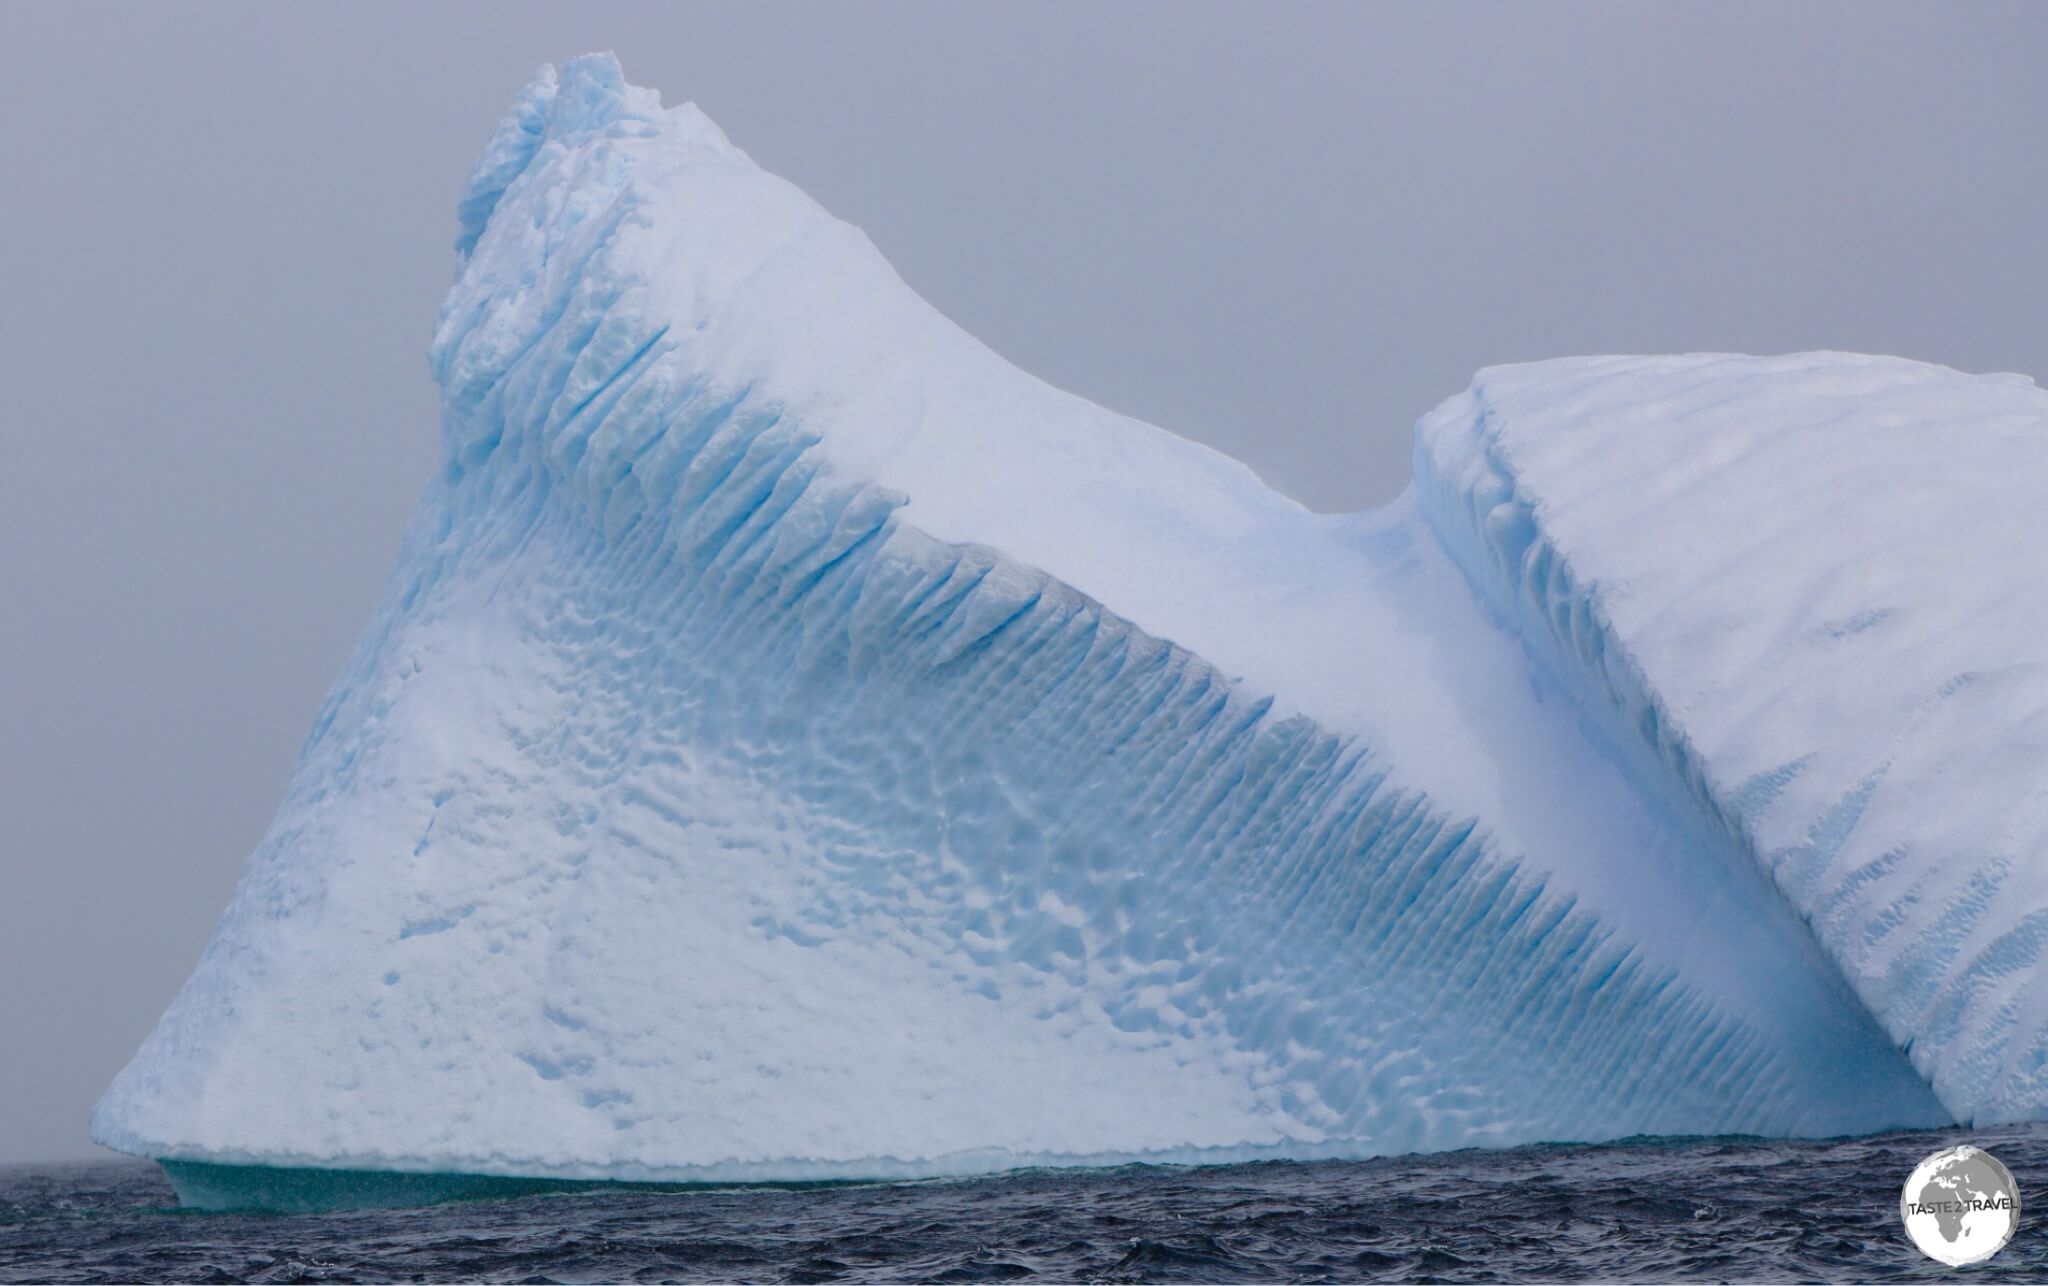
[94,55,2048,1202]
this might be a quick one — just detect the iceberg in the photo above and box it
[95,54,2045,1207]
[1416,355,2048,1125]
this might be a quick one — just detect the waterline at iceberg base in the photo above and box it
[93,54,2048,1209]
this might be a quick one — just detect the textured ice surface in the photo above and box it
[96,55,2036,1195]
[1416,355,2048,1125]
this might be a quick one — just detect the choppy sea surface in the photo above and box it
[5,1125,2046,1283]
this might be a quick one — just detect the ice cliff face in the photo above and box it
[95,55,2043,1193]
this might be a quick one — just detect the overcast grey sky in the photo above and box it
[2,1,2044,1163]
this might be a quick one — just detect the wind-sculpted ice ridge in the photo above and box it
[1415,356,2048,1126]
[97,55,2002,1205]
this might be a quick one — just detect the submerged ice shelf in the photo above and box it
[94,55,2045,1206]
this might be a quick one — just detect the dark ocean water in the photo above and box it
[5,1125,2047,1284]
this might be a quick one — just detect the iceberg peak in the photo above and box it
[453,53,726,264]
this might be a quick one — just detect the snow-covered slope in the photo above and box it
[1415,354,2048,1124]
[96,55,2041,1199]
